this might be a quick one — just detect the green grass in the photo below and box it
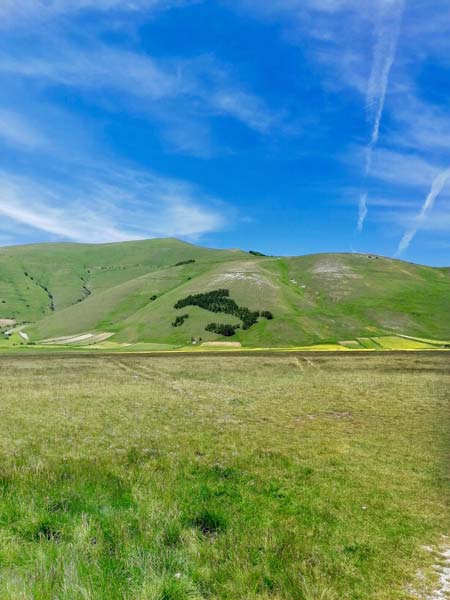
[0,239,248,323]
[0,353,448,598]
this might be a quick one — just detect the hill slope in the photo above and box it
[0,239,449,347]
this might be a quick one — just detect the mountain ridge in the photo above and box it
[0,238,449,347]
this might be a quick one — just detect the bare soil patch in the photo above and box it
[201,341,242,348]
[0,319,16,327]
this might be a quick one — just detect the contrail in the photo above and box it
[357,193,368,233]
[396,166,450,256]
[357,0,405,233]
[366,2,405,152]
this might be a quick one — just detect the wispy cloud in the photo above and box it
[364,148,440,190]
[0,44,283,155]
[0,1,243,247]
[0,167,226,244]
[387,94,450,153]
[209,89,281,133]
[0,108,48,149]
[396,167,450,255]
[0,45,183,100]
[0,0,195,24]
[365,196,419,209]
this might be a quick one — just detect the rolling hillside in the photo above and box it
[0,239,449,348]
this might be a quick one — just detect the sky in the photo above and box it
[0,0,449,266]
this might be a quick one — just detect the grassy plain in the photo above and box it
[0,353,448,599]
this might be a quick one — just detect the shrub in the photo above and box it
[261,310,274,320]
[205,323,239,337]
[174,259,196,267]
[172,314,189,327]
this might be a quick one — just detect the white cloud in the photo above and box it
[0,0,194,24]
[418,209,450,233]
[0,108,48,149]
[0,45,282,139]
[372,202,450,249]
[0,46,178,100]
[0,0,288,163]
[388,94,450,153]
[210,89,281,133]
[0,167,226,243]
[368,148,441,190]
[366,196,419,209]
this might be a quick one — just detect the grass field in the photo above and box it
[0,353,448,599]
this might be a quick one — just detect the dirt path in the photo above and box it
[409,541,450,599]
[427,544,450,599]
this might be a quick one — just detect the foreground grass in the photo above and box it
[0,354,448,599]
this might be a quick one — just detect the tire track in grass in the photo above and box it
[112,358,283,403]
[112,358,242,400]
[303,356,321,369]
[293,357,304,371]
[111,357,155,382]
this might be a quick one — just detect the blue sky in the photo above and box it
[0,0,449,266]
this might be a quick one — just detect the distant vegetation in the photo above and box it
[174,259,196,267]
[260,310,273,320]
[172,314,189,328]
[205,323,240,337]
[174,289,273,335]
[248,250,267,256]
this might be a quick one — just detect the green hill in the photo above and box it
[0,239,449,348]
